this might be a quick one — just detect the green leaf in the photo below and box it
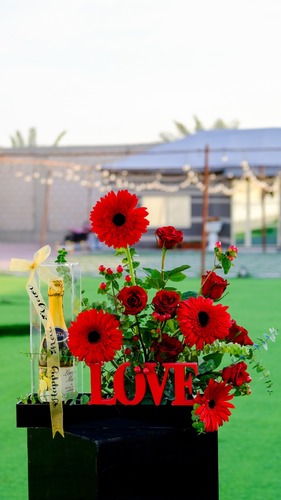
[181,291,198,300]
[203,352,224,369]
[112,280,120,291]
[123,329,133,339]
[115,248,126,255]
[80,394,90,405]
[142,330,153,346]
[144,276,166,290]
[143,267,161,278]
[165,265,190,277]
[55,248,68,263]
[169,272,187,282]
[221,255,232,274]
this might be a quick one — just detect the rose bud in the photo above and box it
[201,271,229,300]
[155,226,183,249]
[226,319,254,346]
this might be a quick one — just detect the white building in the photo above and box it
[0,128,280,250]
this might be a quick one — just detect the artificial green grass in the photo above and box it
[0,275,281,499]
[0,335,29,500]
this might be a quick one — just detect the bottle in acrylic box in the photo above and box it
[30,262,82,401]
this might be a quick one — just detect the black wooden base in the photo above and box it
[17,401,219,500]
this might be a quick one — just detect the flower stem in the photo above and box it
[135,316,147,361]
[161,248,167,280]
[125,246,136,285]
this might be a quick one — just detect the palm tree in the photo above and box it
[10,127,67,147]
[159,115,239,142]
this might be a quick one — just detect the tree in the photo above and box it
[10,127,67,147]
[159,115,239,142]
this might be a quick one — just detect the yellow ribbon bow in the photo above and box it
[9,245,56,283]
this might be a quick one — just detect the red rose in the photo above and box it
[226,319,254,345]
[117,285,148,315]
[155,226,184,249]
[222,361,252,387]
[152,290,180,319]
[201,271,229,300]
[152,333,184,362]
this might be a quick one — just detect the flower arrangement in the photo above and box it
[67,189,277,434]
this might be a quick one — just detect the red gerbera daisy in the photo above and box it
[89,190,149,249]
[193,379,235,432]
[68,309,123,365]
[176,296,232,350]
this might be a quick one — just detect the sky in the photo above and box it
[1,0,281,147]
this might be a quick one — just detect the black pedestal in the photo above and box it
[17,402,219,500]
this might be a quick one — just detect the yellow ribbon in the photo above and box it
[10,246,64,438]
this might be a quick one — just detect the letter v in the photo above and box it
[144,362,170,405]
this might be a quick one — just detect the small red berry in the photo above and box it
[99,264,106,272]
[134,366,142,374]
[125,275,132,282]
[124,347,131,356]
[99,282,107,290]
[106,267,113,275]
[143,367,149,375]
[116,265,124,273]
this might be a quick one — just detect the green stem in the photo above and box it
[125,246,136,285]
[161,247,167,280]
[135,316,147,361]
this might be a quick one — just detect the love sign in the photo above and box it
[89,362,198,406]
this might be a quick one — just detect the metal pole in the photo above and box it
[245,177,251,248]
[40,167,52,247]
[201,145,209,276]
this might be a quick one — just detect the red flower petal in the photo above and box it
[89,190,149,248]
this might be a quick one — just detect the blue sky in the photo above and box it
[1,0,281,147]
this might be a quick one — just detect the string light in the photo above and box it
[241,161,279,193]
[1,151,280,197]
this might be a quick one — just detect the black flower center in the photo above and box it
[112,213,126,227]
[198,311,209,327]
[208,399,216,409]
[88,330,101,343]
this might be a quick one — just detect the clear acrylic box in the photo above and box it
[29,261,83,400]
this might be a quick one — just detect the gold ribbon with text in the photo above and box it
[10,246,64,438]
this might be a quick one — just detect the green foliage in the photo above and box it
[55,248,72,288]
[55,248,68,263]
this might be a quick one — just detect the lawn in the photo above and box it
[0,274,280,499]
